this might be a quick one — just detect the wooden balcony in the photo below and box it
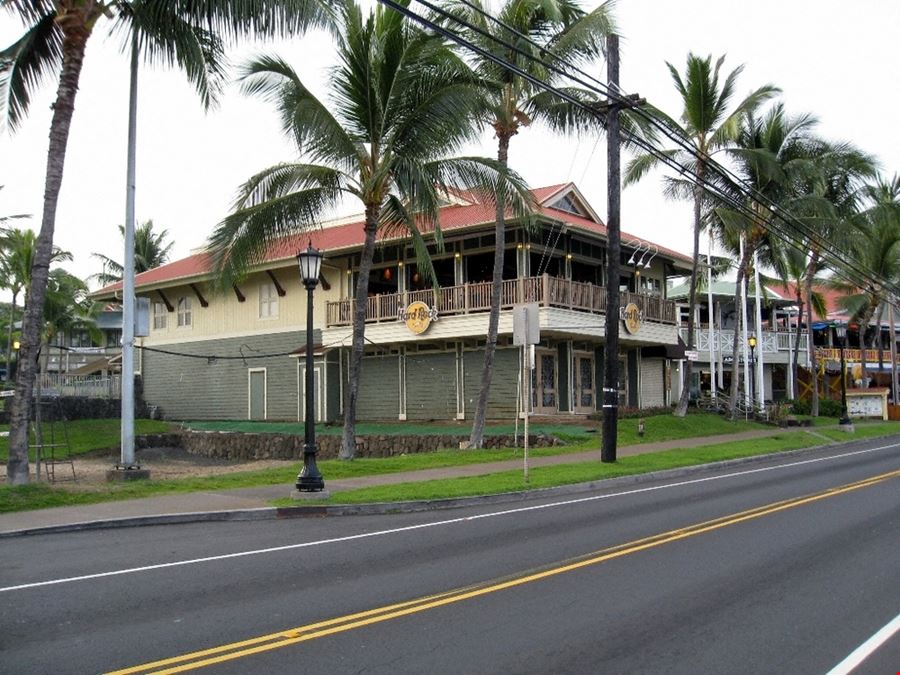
[325,274,677,327]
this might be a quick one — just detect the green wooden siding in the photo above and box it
[462,348,518,419]
[141,331,310,420]
[357,355,400,420]
[406,352,457,421]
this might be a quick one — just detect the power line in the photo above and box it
[390,0,898,300]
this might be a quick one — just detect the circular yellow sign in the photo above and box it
[622,302,642,334]
[402,301,436,334]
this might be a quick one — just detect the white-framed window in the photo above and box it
[153,302,167,330]
[177,296,192,327]
[259,281,279,319]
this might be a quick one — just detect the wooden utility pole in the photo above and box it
[599,35,642,463]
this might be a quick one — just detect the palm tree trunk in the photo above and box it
[7,12,95,485]
[728,246,750,419]
[5,292,17,382]
[792,293,803,400]
[674,175,704,417]
[804,253,819,416]
[469,132,511,449]
[340,204,380,460]
[859,304,876,389]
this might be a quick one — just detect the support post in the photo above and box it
[602,34,622,463]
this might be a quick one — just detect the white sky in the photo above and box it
[1,0,898,290]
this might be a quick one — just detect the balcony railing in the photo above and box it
[680,328,809,354]
[326,274,676,327]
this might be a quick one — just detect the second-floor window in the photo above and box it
[259,282,279,319]
[177,297,192,327]
[106,329,122,348]
[70,329,93,348]
[153,302,167,330]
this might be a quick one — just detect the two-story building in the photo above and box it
[668,280,811,403]
[94,183,693,422]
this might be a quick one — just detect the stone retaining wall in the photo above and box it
[136,431,562,460]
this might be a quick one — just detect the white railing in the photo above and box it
[681,329,808,354]
[37,374,121,399]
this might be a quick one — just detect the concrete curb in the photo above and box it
[3,438,870,539]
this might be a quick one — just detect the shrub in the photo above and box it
[818,398,843,418]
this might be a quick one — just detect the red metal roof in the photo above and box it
[95,184,690,295]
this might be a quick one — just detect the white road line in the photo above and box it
[2,441,898,594]
[826,611,900,675]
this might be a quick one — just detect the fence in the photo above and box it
[37,373,121,399]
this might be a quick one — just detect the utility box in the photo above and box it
[513,303,540,346]
[134,297,150,337]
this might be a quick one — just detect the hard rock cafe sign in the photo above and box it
[399,301,439,334]
[620,302,643,335]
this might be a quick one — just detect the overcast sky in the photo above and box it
[1,0,898,290]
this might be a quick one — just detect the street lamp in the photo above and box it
[296,243,325,492]
[748,334,757,409]
[835,324,851,426]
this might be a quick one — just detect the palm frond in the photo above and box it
[0,9,61,131]
[239,54,359,169]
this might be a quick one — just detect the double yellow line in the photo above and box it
[109,468,900,674]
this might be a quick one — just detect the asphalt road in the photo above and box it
[1,437,898,674]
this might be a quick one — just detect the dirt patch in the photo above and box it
[4,447,298,488]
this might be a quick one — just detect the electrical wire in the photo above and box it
[387,0,898,301]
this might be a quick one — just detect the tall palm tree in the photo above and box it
[835,174,900,389]
[90,219,175,285]
[208,0,534,460]
[0,228,71,382]
[434,0,615,447]
[39,267,99,375]
[770,243,826,399]
[625,53,777,417]
[713,104,819,418]
[1,0,328,485]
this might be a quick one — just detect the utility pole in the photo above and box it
[597,35,643,463]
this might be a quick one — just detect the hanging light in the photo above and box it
[382,267,393,282]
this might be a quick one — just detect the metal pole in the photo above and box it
[707,228,716,397]
[523,344,530,483]
[297,283,324,491]
[753,250,764,409]
[120,34,138,469]
[839,342,850,425]
[740,237,750,410]
[602,34,621,463]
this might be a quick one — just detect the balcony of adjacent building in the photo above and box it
[678,327,811,367]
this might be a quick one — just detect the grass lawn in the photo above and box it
[1,415,897,515]
[0,419,172,462]
[287,422,900,505]
[182,412,769,447]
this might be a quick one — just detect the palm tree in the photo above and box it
[39,268,99,377]
[91,220,175,285]
[770,244,826,399]
[713,104,820,418]
[0,229,71,383]
[207,0,534,460]
[434,0,615,447]
[835,174,900,390]
[625,53,777,417]
[1,0,328,485]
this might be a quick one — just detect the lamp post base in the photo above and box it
[296,444,325,491]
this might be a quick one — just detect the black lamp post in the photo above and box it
[835,324,851,425]
[296,243,325,492]
[748,334,757,408]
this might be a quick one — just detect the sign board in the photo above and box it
[684,350,699,361]
[399,301,438,334]
[135,297,150,337]
[513,303,540,346]
[620,302,643,335]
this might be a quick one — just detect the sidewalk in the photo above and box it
[0,427,830,537]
